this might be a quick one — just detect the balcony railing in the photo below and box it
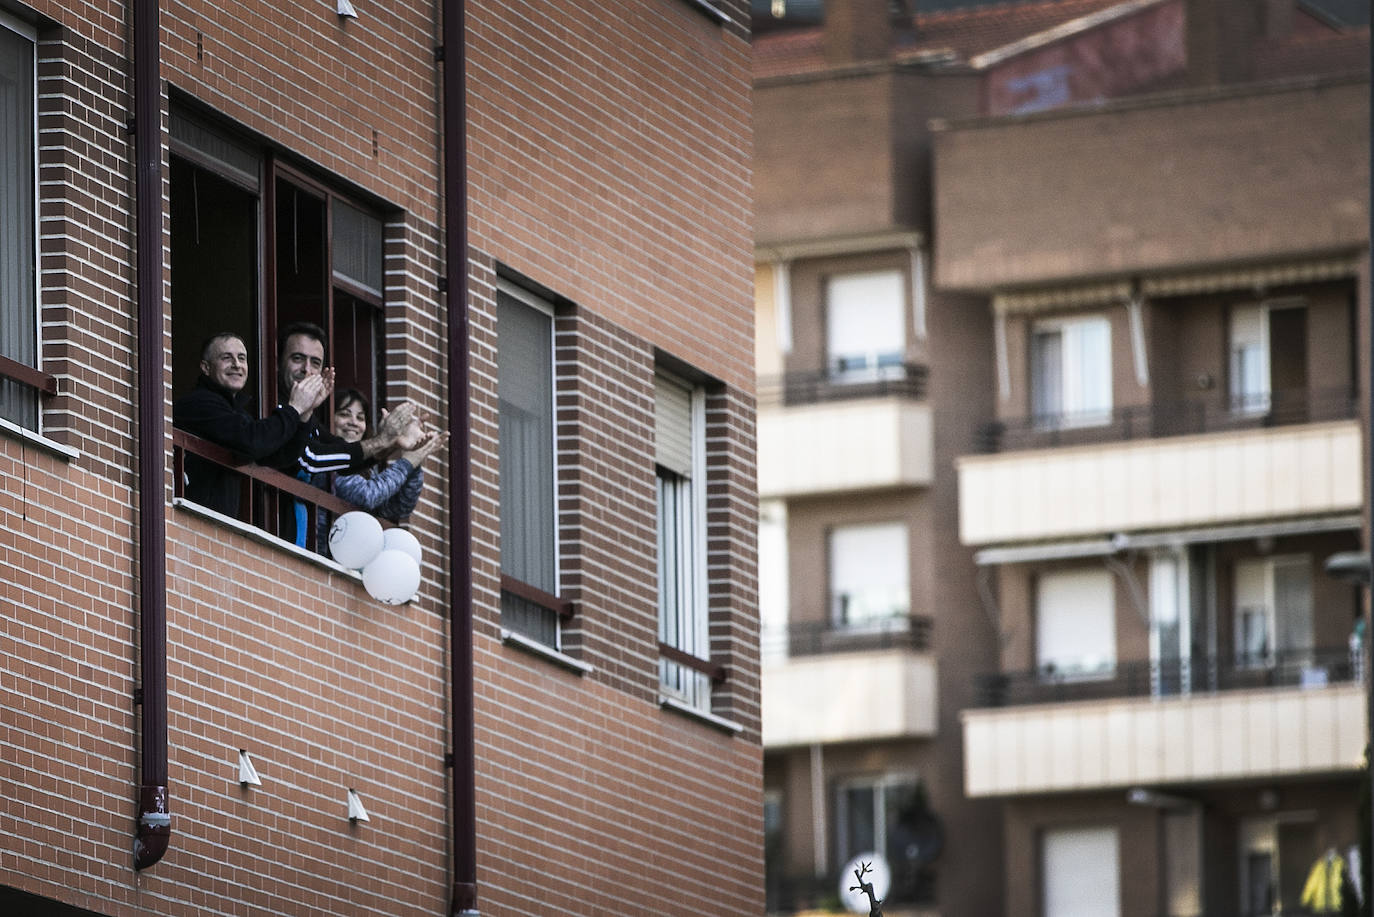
[977,385,1356,453]
[761,614,932,659]
[172,429,364,554]
[757,363,928,409]
[975,645,1361,708]
[765,864,936,915]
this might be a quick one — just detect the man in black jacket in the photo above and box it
[173,330,415,525]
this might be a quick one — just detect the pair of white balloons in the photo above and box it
[328,511,422,605]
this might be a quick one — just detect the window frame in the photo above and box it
[656,369,711,710]
[833,773,921,871]
[827,521,910,629]
[1035,567,1117,681]
[496,279,567,649]
[0,12,51,436]
[1041,824,1122,917]
[1030,313,1112,429]
[1231,553,1312,669]
[1229,302,1269,415]
[825,269,907,381]
[169,107,389,416]
[167,105,392,551]
[1228,298,1307,417]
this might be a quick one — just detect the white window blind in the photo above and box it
[830,523,909,626]
[498,289,557,645]
[331,200,383,297]
[1036,568,1115,677]
[1042,826,1121,917]
[655,373,694,477]
[826,270,904,376]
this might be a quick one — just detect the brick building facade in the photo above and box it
[0,1,762,915]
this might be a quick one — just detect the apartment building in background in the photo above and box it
[753,0,1370,915]
[0,1,761,915]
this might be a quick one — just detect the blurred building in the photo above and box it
[753,0,1369,914]
[0,1,760,915]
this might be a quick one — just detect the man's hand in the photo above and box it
[288,371,331,418]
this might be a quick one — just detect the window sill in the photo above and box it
[679,0,729,25]
[659,695,743,735]
[500,628,593,675]
[0,417,79,461]
[172,497,365,582]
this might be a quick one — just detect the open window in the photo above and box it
[1229,300,1307,420]
[1031,314,1112,429]
[1232,555,1312,670]
[168,106,388,546]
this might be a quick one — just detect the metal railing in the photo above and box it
[172,429,364,553]
[977,385,1356,453]
[975,645,1362,708]
[765,864,936,914]
[761,614,932,659]
[757,363,928,409]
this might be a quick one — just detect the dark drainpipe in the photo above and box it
[132,0,169,871]
[442,0,477,912]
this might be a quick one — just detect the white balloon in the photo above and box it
[382,527,422,567]
[362,549,421,605]
[328,511,384,570]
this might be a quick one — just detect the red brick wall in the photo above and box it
[1,1,759,915]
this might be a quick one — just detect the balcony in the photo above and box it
[762,616,937,747]
[962,648,1366,797]
[172,429,360,553]
[958,405,1360,545]
[977,386,1355,454]
[757,365,932,498]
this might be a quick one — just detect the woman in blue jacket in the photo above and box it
[329,389,448,522]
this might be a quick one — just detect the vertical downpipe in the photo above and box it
[1366,20,1374,899]
[442,0,476,911]
[132,0,169,871]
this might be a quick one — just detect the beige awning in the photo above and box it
[1140,255,1360,297]
[992,281,1132,315]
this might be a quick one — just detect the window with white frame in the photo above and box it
[0,16,38,431]
[1030,315,1112,428]
[1042,826,1121,917]
[656,371,709,709]
[1229,301,1307,416]
[1229,304,1267,414]
[830,522,909,628]
[757,500,790,661]
[826,270,905,379]
[498,286,560,647]
[835,775,922,884]
[1036,568,1116,679]
[1233,555,1312,668]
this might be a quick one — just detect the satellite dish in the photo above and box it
[838,853,890,915]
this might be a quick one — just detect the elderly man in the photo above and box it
[173,328,415,531]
